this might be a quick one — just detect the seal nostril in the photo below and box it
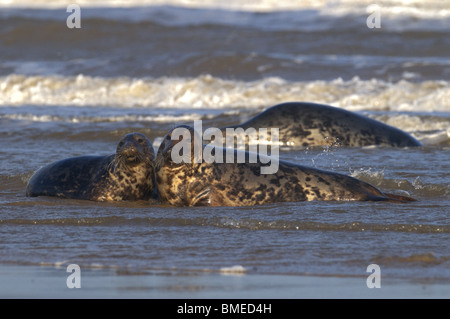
[122,146,138,158]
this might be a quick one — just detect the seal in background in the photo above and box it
[221,102,421,148]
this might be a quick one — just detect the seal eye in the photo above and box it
[118,141,125,148]
[137,138,144,144]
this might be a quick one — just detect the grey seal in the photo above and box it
[220,102,421,148]
[26,132,156,201]
[155,125,416,207]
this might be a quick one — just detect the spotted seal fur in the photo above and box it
[220,102,421,148]
[155,125,416,207]
[26,133,156,201]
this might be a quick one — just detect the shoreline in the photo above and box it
[0,264,448,299]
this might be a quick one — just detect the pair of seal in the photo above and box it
[25,133,156,201]
[155,125,415,207]
[220,102,421,148]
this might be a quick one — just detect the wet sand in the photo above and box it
[1,264,447,299]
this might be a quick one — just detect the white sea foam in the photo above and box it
[1,113,204,123]
[1,74,448,144]
[1,0,447,14]
[0,0,448,31]
[219,265,246,275]
[1,74,448,112]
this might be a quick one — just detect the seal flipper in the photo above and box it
[364,192,417,203]
[382,193,417,203]
[190,187,212,206]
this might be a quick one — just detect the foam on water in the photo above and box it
[2,0,448,16]
[1,74,448,145]
[1,74,449,112]
[0,0,448,31]
[1,113,204,123]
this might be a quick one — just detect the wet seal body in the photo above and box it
[155,125,415,207]
[26,133,156,201]
[221,102,421,148]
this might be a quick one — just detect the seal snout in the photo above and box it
[117,137,141,163]
[121,145,139,162]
